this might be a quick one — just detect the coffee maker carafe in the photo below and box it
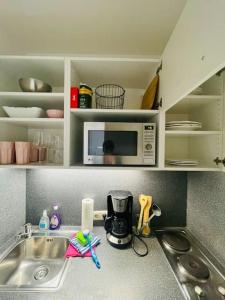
[104,190,133,249]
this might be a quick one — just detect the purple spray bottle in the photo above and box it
[49,205,62,230]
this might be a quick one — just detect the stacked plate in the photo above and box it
[166,159,199,166]
[166,121,202,131]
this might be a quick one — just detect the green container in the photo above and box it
[79,88,92,108]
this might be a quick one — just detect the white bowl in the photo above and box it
[3,106,45,118]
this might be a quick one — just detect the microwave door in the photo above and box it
[84,123,143,165]
[103,123,143,165]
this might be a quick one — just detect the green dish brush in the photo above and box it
[76,231,92,246]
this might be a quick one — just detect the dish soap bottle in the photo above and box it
[50,205,62,230]
[39,210,49,231]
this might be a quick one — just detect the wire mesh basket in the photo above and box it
[95,84,125,109]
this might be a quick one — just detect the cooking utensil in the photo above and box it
[137,194,148,232]
[148,203,162,222]
[19,78,52,92]
[142,195,152,236]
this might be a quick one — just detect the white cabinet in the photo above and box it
[159,0,225,111]
[1,1,225,171]
[0,55,162,169]
[67,57,161,168]
[164,73,224,171]
[0,56,65,168]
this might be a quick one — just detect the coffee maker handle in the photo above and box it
[104,216,113,233]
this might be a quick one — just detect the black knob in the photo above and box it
[214,157,222,165]
[222,158,225,167]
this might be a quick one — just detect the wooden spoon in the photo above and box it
[142,195,153,236]
[137,194,148,231]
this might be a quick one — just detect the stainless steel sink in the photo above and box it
[0,234,70,291]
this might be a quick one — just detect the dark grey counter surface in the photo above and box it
[0,227,184,300]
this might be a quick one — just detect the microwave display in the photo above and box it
[88,130,138,156]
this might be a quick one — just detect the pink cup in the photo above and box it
[15,142,31,165]
[0,142,15,164]
[30,145,39,162]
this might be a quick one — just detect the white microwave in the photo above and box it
[83,122,156,165]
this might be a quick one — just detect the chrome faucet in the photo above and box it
[16,223,32,240]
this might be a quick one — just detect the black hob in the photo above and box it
[156,229,225,300]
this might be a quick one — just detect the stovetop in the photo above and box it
[156,228,225,300]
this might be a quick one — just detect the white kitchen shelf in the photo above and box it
[0,92,64,109]
[0,163,63,169]
[164,165,220,172]
[71,108,159,122]
[0,55,223,172]
[165,130,221,137]
[168,94,222,114]
[0,118,64,129]
[0,55,65,92]
[70,57,160,89]
[70,164,160,171]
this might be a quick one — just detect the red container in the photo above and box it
[70,87,79,108]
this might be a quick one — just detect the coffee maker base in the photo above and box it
[106,233,132,249]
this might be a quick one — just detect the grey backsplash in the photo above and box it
[187,172,225,266]
[26,170,187,227]
[0,169,26,245]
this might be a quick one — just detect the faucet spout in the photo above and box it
[16,223,33,240]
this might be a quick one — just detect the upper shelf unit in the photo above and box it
[166,75,223,132]
[70,57,160,110]
[70,108,159,122]
[70,57,160,89]
[0,56,65,93]
[0,92,64,109]
[164,73,223,171]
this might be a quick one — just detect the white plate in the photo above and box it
[166,121,201,125]
[166,159,199,166]
[3,106,45,118]
[166,125,202,131]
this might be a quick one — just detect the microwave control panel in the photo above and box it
[143,123,156,164]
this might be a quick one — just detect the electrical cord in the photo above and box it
[131,231,149,257]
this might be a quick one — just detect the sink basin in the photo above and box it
[0,234,70,291]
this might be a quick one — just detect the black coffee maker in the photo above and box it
[104,190,133,249]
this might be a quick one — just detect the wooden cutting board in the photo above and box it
[141,74,159,109]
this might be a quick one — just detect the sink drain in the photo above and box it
[34,265,49,280]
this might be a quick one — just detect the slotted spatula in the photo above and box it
[137,194,148,232]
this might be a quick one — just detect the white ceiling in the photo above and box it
[0,0,186,56]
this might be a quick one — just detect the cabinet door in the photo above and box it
[159,0,225,111]
[222,72,225,171]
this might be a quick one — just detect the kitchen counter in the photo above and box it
[0,227,184,300]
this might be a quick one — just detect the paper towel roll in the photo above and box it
[81,198,94,231]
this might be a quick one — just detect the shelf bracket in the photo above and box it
[214,157,223,165]
[156,61,162,75]
[216,67,225,76]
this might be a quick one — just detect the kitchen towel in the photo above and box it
[65,244,92,258]
[70,232,101,255]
